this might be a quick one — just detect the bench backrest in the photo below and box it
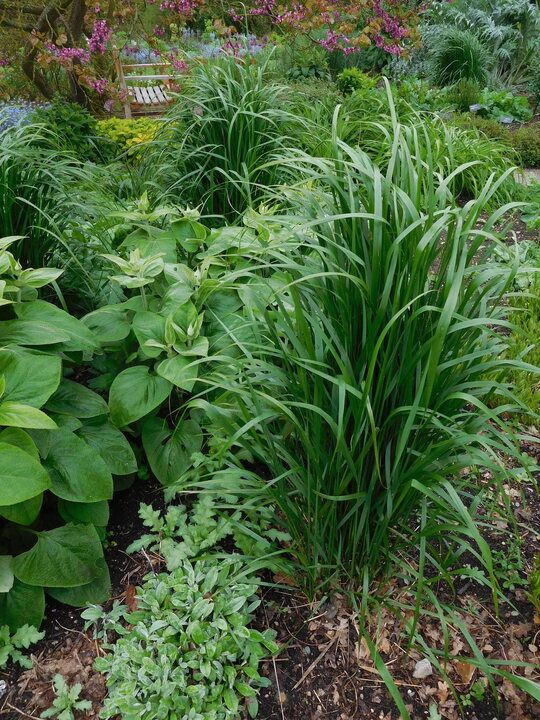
[112,48,174,117]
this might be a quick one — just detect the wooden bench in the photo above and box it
[113,50,176,118]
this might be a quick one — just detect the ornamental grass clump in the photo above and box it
[187,112,537,600]
[145,55,302,221]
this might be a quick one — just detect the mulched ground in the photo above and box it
[0,215,538,720]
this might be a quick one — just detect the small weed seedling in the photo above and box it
[0,624,44,669]
[40,674,92,720]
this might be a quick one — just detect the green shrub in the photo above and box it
[445,78,481,112]
[0,237,135,631]
[512,126,540,167]
[337,68,378,95]
[31,98,98,160]
[472,88,533,123]
[286,64,328,81]
[429,28,492,86]
[395,76,450,112]
[496,282,540,426]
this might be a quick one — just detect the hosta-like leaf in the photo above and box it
[45,379,109,418]
[109,366,172,427]
[0,401,57,429]
[0,580,45,632]
[14,301,98,352]
[0,442,50,504]
[132,311,166,358]
[77,420,137,476]
[0,346,61,407]
[0,555,14,593]
[57,499,110,527]
[82,305,131,344]
[47,558,111,607]
[157,355,199,392]
[13,524,103,588]
[44,428,113,502]
[0,494,43,526]
[142,416,202,486]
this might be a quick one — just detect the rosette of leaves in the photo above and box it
[0,237,136,631]
[83,202,293,488]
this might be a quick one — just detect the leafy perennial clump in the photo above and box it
[95,558,277,720]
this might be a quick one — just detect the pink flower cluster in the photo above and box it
[44,43,91,65]
[0,55,11,67]
[155,0,198,13]
[88,77,109,94]
[167,52,189,72]
[88,19,112,54]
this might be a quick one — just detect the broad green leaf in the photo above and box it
[13,524,103,588]
[120,227,176,262]
[58,499,110,527]
[44,428,113,502]
[223,688,238,713]
[157,355,199,392]
[159,282,195,316]
[45,379,109,418]
[0,442,50,504]
[0,320,70,346]
[47,558,111,607]
[202,226,257,256]
[0,493,43,526]
[81,305,131,343]
[0,427,40,460]
[142,417,201,485]
[0,346,61,407]
[77,420,137,476]
[109,366,172,427]
[17,268,63,288]
[170,218,208,253]
[0,401,57,429]
[0,580,45,632]
[132,311,166,358]
[0,555,14,593]
[14,301,98,352]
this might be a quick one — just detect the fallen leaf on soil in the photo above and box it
[124,584,138,612]
[454,660,475,685]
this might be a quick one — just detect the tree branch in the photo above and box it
[22,0,74,99]
[0,1,44,14]
[0,17,34,31]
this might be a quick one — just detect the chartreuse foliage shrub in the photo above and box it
[96,117,162,158]
[0,237,135,631]
[337,68,378,95]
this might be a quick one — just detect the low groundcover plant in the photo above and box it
[95,558,277,720]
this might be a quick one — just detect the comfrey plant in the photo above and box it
[95,558,277,720]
